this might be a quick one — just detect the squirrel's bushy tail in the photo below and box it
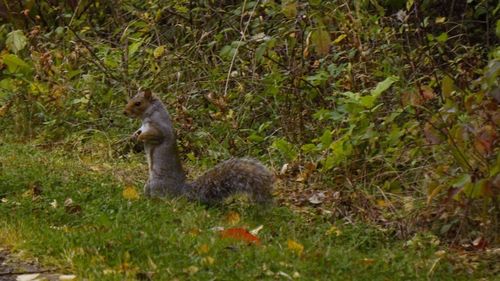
[187,158,274,204]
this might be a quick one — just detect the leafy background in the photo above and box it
[0,0,498,245]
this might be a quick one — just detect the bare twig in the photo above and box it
[223,0,260,96]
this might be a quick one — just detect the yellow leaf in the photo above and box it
[201,256,215,266]
[197,244,210,255]
[184,265,199,275]
[435,17,446,23]
[153,45,165,58]
[188,228,201,236]
[287,239,304,256]
[122,186,139,200]
[376,199,389,208]
[325,226,342,236]
[225,211,240,225]
[333,34,347,44]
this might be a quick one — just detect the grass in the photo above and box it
[0,142,493,280]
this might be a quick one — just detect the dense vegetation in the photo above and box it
[0,0,498,278]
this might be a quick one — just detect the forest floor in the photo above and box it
[0,142,497,280]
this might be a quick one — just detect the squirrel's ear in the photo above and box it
[143,89,153,100]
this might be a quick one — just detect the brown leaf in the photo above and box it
[421,86,435,100]
[423,123,442,144]
[474,125,497,155]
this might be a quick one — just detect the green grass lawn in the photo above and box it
[0,142,493,280]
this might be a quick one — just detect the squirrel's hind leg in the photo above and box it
[144,179,166,198]
[251,190,274,205]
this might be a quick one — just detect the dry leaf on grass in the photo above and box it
[220,228,261,245]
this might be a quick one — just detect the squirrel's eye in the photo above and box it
[134,102,141,106]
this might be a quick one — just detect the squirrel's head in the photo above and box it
[123,89,155,118]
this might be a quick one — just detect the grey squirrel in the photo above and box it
[123,89,274,204]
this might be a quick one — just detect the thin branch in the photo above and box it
[66,25,121,83]
[223,0,260,96]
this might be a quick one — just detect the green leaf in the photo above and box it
[323,154,336,171]
[282,1,297,18]
[219,45,235,60]
[496,19,500,38]
[247,134,264,142]
[441,75,454,98]
[255,43,268,62]
[6,30,28,53]
[370,76,399,97]
[305,70,329,86]
[128,40,143,56]
[406,0,414,10]
[272,138,298,161]
[464,179,486,199]
[359,95,376,108]
[311,29,331,56]
[436,32,448,43]
[1,54,31,74]
[319,130,333,149]
[153,45,165,58]
[451,174,471,188]
[301,143,317,153]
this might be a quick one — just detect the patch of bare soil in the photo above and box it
[0,248,74,281]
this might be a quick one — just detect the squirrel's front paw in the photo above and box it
[131,130,142,141]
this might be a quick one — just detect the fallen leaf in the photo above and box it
[201,256,215,266]
[325,226,342,236]
[184,265,199,275]
[122,186,139,200]
[472,236,487,250]
[278,271,292,279]
[16,274,40,281]
[287,239,304,256]
[59,275,77,280]
[333,34,347,44]
[360,258,375,265]
[435,16,446,23]
[423,122,442,145]
[421,86,435,100]
[250,225,264,236]
[188,228,201,236]
[153,45,165,58]
[308,192,325,205]
[280,163,289,175]
[64,198,73,207]
[197,244,209,254]
[474,125,497,155]
[434,250,446,257]
[376,199,389,208]
[220,228,261,245]
[210,226,224,232]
